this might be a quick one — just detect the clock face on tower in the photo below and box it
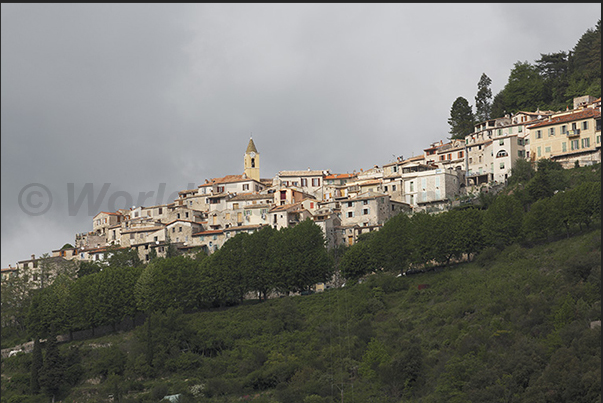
[249,152,256,158]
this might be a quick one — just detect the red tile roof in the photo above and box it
[527,109,600,129]
[192,229,224,236]
[324,173,357,180]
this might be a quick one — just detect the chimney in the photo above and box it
[31,254,35,260]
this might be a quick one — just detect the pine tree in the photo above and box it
[475,73,492,122]
[448,97,475,139]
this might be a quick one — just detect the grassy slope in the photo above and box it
[2,229,601,403]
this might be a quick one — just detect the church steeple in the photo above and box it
[244,136,260,181]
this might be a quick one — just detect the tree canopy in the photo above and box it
[448,96,475,139]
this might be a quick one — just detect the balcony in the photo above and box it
[566,129,580,137]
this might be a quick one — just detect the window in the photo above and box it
[518,150,525,157]
[549,127,555,136]
[312,178,320,186]
[409,182,414,192]
[347,201,354,207]
[544,146,551,153]
[572,122,577,131]
[217,186,225,193]
[392,185,396,191]
[570,140,579,150]
[347,211,354,218]
[499,139,504,145]
[242,184,249,191]
[362,208,369,215]
[582,121,588,130]
[536,130,542,139]
[458,151,464,158]
[498,129,502,136]
[581,138,590,148]
[562,142,567,152]
[537,147,541,157]
[177,213,180,219]
[185,212,189,218]
[561,125,567,134]
[179,226,182,232]
[301,178,308,187]
[172,227,175,233]
[363,200,369,205]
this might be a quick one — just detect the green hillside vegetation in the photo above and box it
[1,161,600,403]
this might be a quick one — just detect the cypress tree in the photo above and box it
[30,338,43,394]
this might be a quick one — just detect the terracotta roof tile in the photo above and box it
[528,109,600,129]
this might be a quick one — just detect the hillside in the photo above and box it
[2,227,600,403]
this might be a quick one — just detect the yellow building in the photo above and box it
[528,107,601,168]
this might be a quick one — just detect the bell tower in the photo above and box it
[244,136,260,181]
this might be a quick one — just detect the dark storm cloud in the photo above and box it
[2,3,600,267]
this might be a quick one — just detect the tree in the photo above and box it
[135,256,202,313]
[490,91,507,119]
[522,197,554,243]
[1,267,36,343]
[370,213,413,274]
[475,73,493,122]
[244,226,278,301]
[30,337,43,394]
[536,51,569,109]
[75,260,103,278]
[448,97,475,139]
[272,219,333,294]
[507,158,535,187]
[106,246,142,268]
[39,335,66,401]
[444,208,484,262]
[502,61,545,113]
[482,194,524,248]
[525,158,567,202]
[339,240,374,283]
[566,19,601,99]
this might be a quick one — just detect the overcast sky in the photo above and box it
[1,3,600,268]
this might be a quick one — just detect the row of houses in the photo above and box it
[3,95,600,286]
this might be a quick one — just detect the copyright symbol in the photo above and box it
[18,183,53,216]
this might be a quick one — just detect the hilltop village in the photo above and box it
[3,95,601,285]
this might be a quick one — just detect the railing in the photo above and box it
[566,129,580,137]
